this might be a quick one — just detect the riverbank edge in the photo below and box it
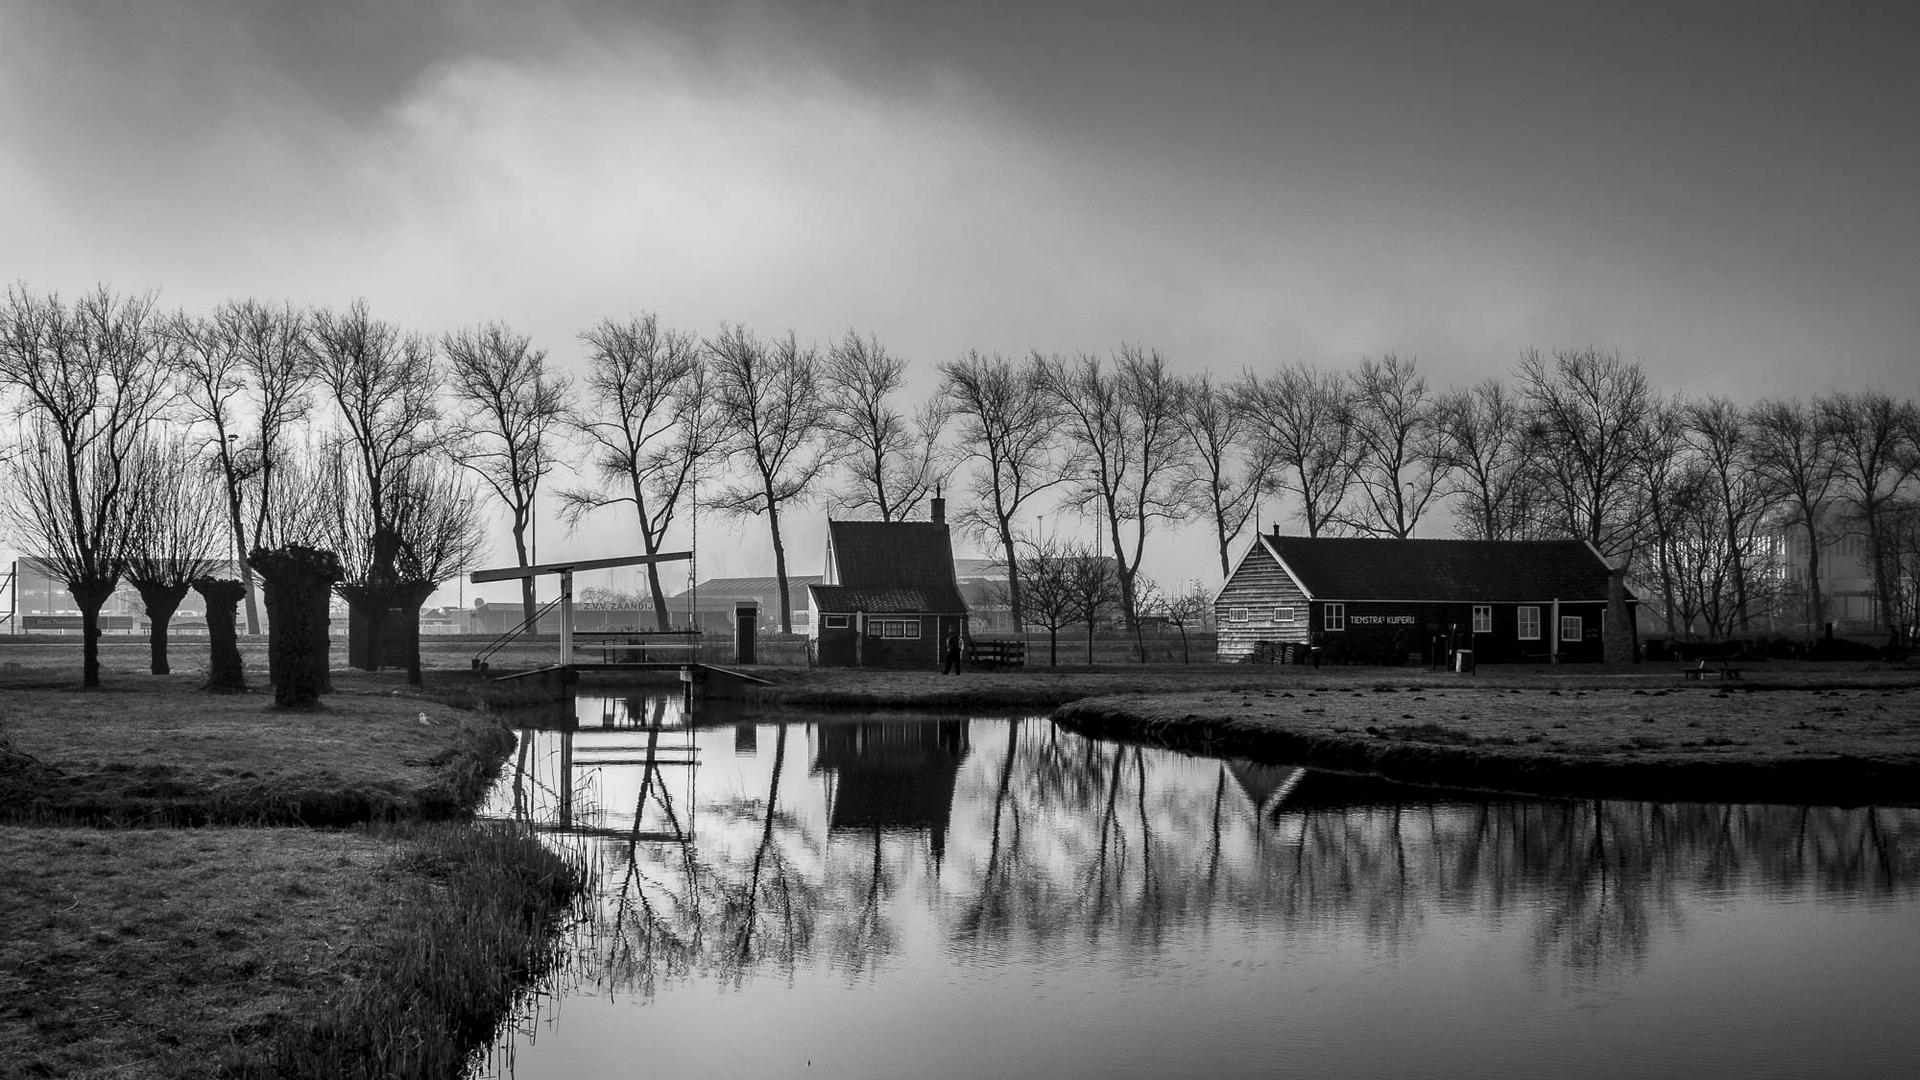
[1053,698,1920,807]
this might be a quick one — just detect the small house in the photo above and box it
[807,499,970,668]
[1215,531,1634,664]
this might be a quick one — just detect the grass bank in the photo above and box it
[0,822,579,1079]
[0,665,584,1077]
[0,679,510,826]
[1055,678,1920,806]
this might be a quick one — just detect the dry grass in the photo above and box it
[0,679,506,825]
[0,823,579,1079]
[1057,678,1920,805]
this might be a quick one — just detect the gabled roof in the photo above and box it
[1258,535,1623,603]
[812,520,967,614]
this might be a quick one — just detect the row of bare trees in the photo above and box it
[6,284,1916,689]
[0,288,495,685]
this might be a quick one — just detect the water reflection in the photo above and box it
[478,695,1920,1079]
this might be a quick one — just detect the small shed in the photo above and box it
[1215,531,1634,664]
[807,499,969,669]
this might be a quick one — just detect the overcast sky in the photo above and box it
[4,0,1916,598]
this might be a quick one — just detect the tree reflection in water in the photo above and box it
[484,700,1920,1009]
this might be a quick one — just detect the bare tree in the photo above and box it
[224,300,315,557]
[1015,532,1081,666]
[444,322,570,626]
[170,308,259,633]
[1035,345,1187,642]
[1629,398,1692,638]
[1434,379,1538,541]
[305,300,446,671]
[704,326,832,633]
[123,436,228,675]
[1233,361,1355,537]
[0,286,174,686]
[1516,347,1653,662]
[1173,373,1263,578]
[1066,549,1120,665]
[1683,396,1771,632]
[561,315,714,630]
[1514,347,1652,556]
[1748,397,1840,637]
[321,447,487,683]
[822,330,948,521]
[938,350,1065,627]
[1341,353,1448,538]
[1154,578,1214,665]
[1819,391,1919,638]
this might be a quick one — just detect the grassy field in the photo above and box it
[0,650,581,1079]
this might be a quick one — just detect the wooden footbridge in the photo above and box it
[469,551,771,703]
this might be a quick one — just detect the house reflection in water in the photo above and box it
[813,720,971,863]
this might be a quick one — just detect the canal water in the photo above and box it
[473,693,1920,1079]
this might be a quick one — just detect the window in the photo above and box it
[1323,603,1345,632]
[1229,606,1248,623]
[1472,606,1492,634]
[1517,606,1540,640]
[823,614,848,629]
[874,619,921,639]
[1274,606,1296,625]
[1560,616,1582,643]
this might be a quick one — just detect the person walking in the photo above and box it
[942,627,963,674]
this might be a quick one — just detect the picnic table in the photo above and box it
[1680,658,1742,681]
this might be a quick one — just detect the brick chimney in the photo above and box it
[930,489,946,524]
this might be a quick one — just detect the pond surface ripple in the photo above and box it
[472,693,1920,1080]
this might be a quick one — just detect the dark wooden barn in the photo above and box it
[1215,531,1634,665]
[807,499,969,669]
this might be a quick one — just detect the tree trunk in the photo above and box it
[132,581,191,675]
[513,517,537,629]
[70,577,117,689]
[193,578,248,692]
[998,521,1025,628]
[250,545,342,708]
[1803,519,1825,641]
[767,496,792,633]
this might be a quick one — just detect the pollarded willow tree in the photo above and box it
[938,350,1066,628]
[305,300,447,674]
[0,286,175,687]
[821,330,949,522]
[704,325,833,634]
[444,322,570,626]
[560,314,716,630]
[122,436,228,675]
[321,447,487,685]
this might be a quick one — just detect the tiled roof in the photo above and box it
[1261,535,1624,602]
[813,520,967,613]
[672,575,821,598]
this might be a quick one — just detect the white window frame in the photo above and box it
[1560,615,1582,643]
[823,614,849,629]
[1229,606,1248,624]
[1472,606,1492,634]
[1274,606,1296,625]
[1323,603,1345,632]
[1517,606,1541,640]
